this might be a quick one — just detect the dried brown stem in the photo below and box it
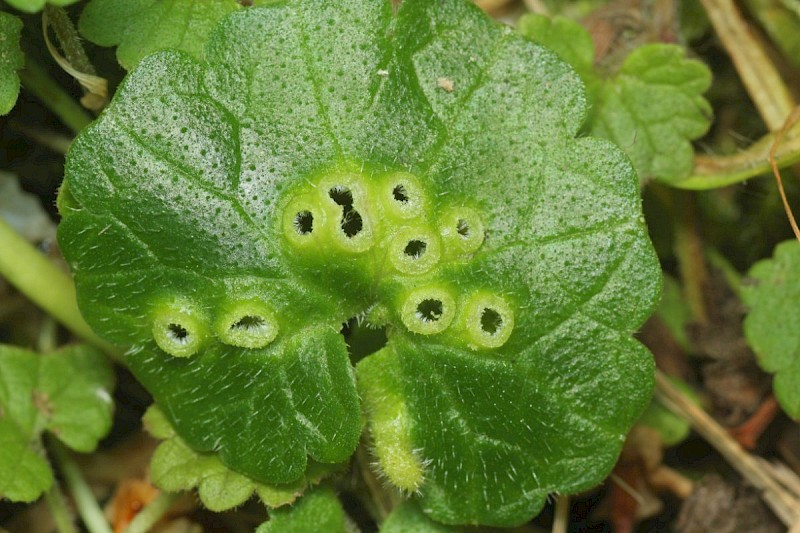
[655,370,800,527]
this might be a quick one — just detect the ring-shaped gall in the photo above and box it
[461,291,515,349]
[378,172,427,221]
[438,206,485,256]
[282,193,327,249]
[400,286,456,336]
[214,299,279,349]
[388,225,442,275]
[151,299,210,358]
[317,173,375,253]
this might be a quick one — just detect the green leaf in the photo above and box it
[381,500,462,533]
[743,240,800,419]
[59,0,660,526]
[78,0,273,70]
[516,15,594,83]
[519,15,712,182]
[0,11,24,116]
[3,0,78,13]
[0,344,114,502]
[255,486,350,533]
[592,45,712,182]
[143,406,340,511]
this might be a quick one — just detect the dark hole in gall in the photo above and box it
[231,315,266,331]
[417,299,443,322]
[456,218,470,238]
[403,239,427,258]
[168,323,188,342]
[329,186,354,207]
[480,308,502,335]
[329,186,363,238]
[294,210,314,235]
[392,184,409,203]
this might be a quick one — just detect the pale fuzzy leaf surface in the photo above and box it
[78,0,272,70]
[743,240,800,418]
[0,345,114,502]
[3,0,78,13]
[255,486,349,533]
[519,14,712,182]
[59,0,660,526]
[0,12,24,116]
[143,406,340,511]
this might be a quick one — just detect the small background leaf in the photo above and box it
[255,486,350,533]
[143,406,342,511]
[743,240,800,418]
[591,44,712,182]
[519,14,713,182]
[0,344,114,502]
[0,11,24,116]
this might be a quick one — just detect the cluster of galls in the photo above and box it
[149,170,515,359]
[282,170,515,350]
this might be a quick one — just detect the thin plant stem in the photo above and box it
[45,483,78,533]
[18,54,93,134]
[769,106,800,242]
[0,218,118,357]
[38,316,58,353]
[124,491,181,533]
[551,494,569,533]
[671,192,710,325]
[674,123,800,190]
[50,439,113,533]
[43,6,96,76]
[42,7,107,111]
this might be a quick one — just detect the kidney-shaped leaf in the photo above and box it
[58,0,660,525]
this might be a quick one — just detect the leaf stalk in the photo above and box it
[50,439,113,533]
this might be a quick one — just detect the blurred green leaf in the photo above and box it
[0,345,114,502]
[519,14,713,182]
[144,406,342,511]
[0,11,24,115]
[78,0,273,69]
[743,240,800,418]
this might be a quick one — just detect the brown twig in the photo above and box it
[729,395,780,450]
[769,106,800,242]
